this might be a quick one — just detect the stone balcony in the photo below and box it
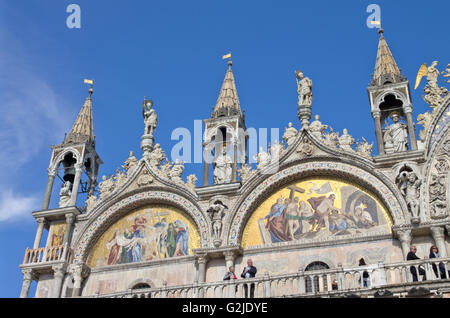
[92,257,450,298]
[20,243,72,274]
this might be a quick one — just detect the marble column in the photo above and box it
[223,250,236,271]
[20,269,34,298]
[430,226,447,257]
[63,214,75,245]
[203,142,210,186]
[42,172,56,210]
[70,265,86,297]
[403,105,418,151]
[197,255,208,283]
[372,111,385,155]
[52,264,66,298]
[69,164,83,206]
[33,218,46,249]
[232,142,238,183]
[396,229,412,260]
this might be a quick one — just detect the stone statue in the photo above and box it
[254,147,271,170]
[309,115,328,139]
[323,128,339,149]
[85,193,98,212]
[383,112,408,154]
[143,100,158,136]
[356,137,373,159]
[213,147,233,184]
[169,159,184,184]
[398,171,421,223]
[417,111,433,142]
[295,70,313,106]
[59,181,72,208]
[426,61,440,89]
[282,122,298,146]
[207,201,227,245]
[270,141,284,160]
[429,174,448,219]
[417,61,449,110]
[148,144,165,168]
[338,128,355,152]
[114,168,127,188]
[123,151,139,174]
[238,163,254,183]
[99,175,115,200]
[186,174,197,192]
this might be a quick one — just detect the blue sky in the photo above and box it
[0,0,448,297]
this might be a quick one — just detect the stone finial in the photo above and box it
[238,163,255,183]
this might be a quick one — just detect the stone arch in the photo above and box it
[204,123,237,144]
[225,161,406,246]
[374,90,408,109]
[72,189,210,264]
[128,278,155,290]
[49,147,82,175]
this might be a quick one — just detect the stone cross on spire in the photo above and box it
[371,28,405,86]
[65,85,94,144]
[211,56,242,118]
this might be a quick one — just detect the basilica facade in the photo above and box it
[19,28,450,298]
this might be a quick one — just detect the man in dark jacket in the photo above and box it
[407,246,426,282]
[241,259,257,298]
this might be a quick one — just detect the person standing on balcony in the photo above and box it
[407,246,426,282]
[223,266,237,281]
[429,245,448,279]
[358,258,370,288]
[241,259,257,298]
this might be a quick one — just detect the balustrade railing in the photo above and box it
[94,257,450,298]
[22,243,72,265]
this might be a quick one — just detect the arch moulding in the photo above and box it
[72,189,210,264]
[225,161,406,246]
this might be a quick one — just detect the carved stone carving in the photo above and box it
[421,62,448,111]
[98,175,115,200]
[207,201,227,247]
[114,168,127,189]
[143,99,158,136]
[429,174,448,219]
[169,159,184,185]
[296,70,313,127]
[417,111,433,142]
[269,141,285,160]
[148,144,165,168]
[397,171,421,223]
[322,128,339,149]
[159,160,173,179]
[356,137,373,159]
[254,147,271,170]
[435,158,449,174]
[85,193,98,213]
[186,174,197,192]
[338,129,355,153]
[282,122,298,147]
[59,181,72,208]
[296,135,314,157]
[137,169,153,187]
[123,151,139,175]
[442,63,450,83]
[238,163,255,183]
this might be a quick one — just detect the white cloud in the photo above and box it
[0,189,39,222]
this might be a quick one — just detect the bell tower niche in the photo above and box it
[202,56,248,186]
[367,28,418,156]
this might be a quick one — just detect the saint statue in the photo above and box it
[383,112,408,153]
[123,151,139,174]
[282,122,298,146]
[213,147,233,184]
[169,159,184,184]
[338,128,355,152]
[143,100,158,136]
[254,147,271,170]
[59,181,72,208]
[398,171,421,222]
[149,144,165,168]
[309,115,328,139]
[295,70,313,106]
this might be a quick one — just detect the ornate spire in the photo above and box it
[65,86,94,144]
[211,59,242,118]
[371,28,405,86]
